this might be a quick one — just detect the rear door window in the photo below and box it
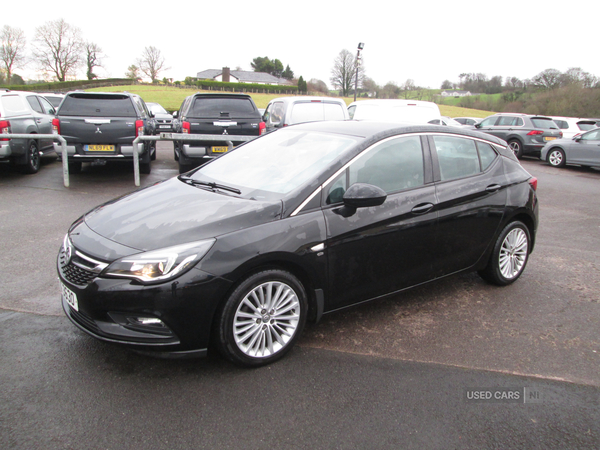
[27,96,44,113]
[433,135,480,181]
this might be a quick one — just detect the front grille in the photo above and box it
[58,237,108,287]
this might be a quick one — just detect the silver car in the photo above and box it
[541,128,600,168]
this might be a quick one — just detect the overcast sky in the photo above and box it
[5,0,600,89]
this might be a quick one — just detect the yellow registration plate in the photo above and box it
[85,144,115,152]
[212,146,229,153]
[544,137,557,141]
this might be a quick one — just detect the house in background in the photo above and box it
[196,67,293,86]
[441,90,472,97]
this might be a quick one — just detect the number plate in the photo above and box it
[544,137,557,141]
[159,125,171,129]
[212,146,229,153]
[61,283,78,311]
[85,144,115,152]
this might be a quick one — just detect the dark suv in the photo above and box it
[474,113,562,158]
[172,93,265,173]
[0,89,57,173]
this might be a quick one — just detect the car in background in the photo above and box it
[454,117,481,126]
[172,93,265,173]
[39,93,65,109]
[348,99,441,124]
[262,96,349,132]
[428,116,463,127]
[547,116,597,139]
[57,121,538,367]
[146,102,174,132]
[541,128,600,169]
[0,89,57,173]
[473,113,562,158]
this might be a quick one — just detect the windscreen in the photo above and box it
[193,129,359,200]
[190,97,257,118]
[58,94,136,117]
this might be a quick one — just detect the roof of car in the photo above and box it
[268,96,346,105]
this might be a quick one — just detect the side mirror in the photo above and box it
[172,111,179,118]
[343,183,387,208]
[475,123,482,128]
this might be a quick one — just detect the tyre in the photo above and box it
[479,221,530,286]
[150,144,157,161]
[547,148,566,167]
[215,269,308,367]
[21,140,40,174]
[508,140,523,159]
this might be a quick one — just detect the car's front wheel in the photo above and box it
[479,221,530,286]
[215,269,307,367]
[547,148,566,167]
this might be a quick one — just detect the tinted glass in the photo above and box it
[433,135,480,181]
[27,96,43,113]
[38,96,55,115]
[326,135,424,203]
[553,120,568,129]
[497,116,520,126]
[59,94,135,117]
[531,118,557,129]
[577,122,596,131]
[148,103,168,114]
[195,129,358,199]
[190,97,257,118]
[44,96,63,108]
[1,95,28,115]
[476,142,497,171]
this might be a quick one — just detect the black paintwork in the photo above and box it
[57,122,539,355]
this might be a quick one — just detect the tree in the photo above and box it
[282,64,294,80]
[560,67,597,88]
[401,79,416,99]
[125,64,140,80]
[308,78,329,94]
[297,76,307,93]
[33,19,83,82]
[330,49,364,97]
[362,77,379,97]
[441,80,453,90]
[531,68,562,90]
[380,81,400,99]
[137,46,168,83]
[0,26,27,85]
[84,42,103,80]
[251,56,287,78]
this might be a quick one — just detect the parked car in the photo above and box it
[146,102,174,132]
[172,93,265,173]
[428,116,463,127]
[454,117,481,126]
[39,93,65,109]
[262,96,349,132]
[57,121,539,367]
[348,99,441,124]
[52,91,155,173]
[540,128,600,168]
[547,116,598,139]
[0,89,57,173]
[473,113,562,158]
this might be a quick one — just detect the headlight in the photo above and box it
[103,239,215,284]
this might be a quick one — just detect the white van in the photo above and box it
[348,99,441,125]
[263,96,349,132]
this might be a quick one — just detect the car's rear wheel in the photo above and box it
[21,140,40,174]
[547,148,566,167]
[215,269,307,367]
[479,221,530,286]
[508,140,523,159]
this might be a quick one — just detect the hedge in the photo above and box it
[191,79,298,94]
[0,78,136,92]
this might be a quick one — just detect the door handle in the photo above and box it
[485,184,502,193]
[411,203,434,214]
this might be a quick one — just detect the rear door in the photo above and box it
[570,129,600,165]
[430,134,507,276]
[26,95,54,151]
[323,134,438,311]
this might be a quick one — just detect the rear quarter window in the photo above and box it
[1,95,29,115]
[59,94,136,117]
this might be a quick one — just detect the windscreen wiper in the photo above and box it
[179,176,241,195]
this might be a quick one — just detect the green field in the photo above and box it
[86,85,494,118]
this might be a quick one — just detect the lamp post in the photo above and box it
[354,42,364,102]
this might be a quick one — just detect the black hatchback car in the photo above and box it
[58,122,539,367]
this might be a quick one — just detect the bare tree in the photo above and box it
[33,19,83,81]
[0,26,27,84]
[137,46,168,83]
[125,64,140,80]
[531,68,562,90]
[330,49,364,96]
[84,42,103,80]
[308,78,329,94]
